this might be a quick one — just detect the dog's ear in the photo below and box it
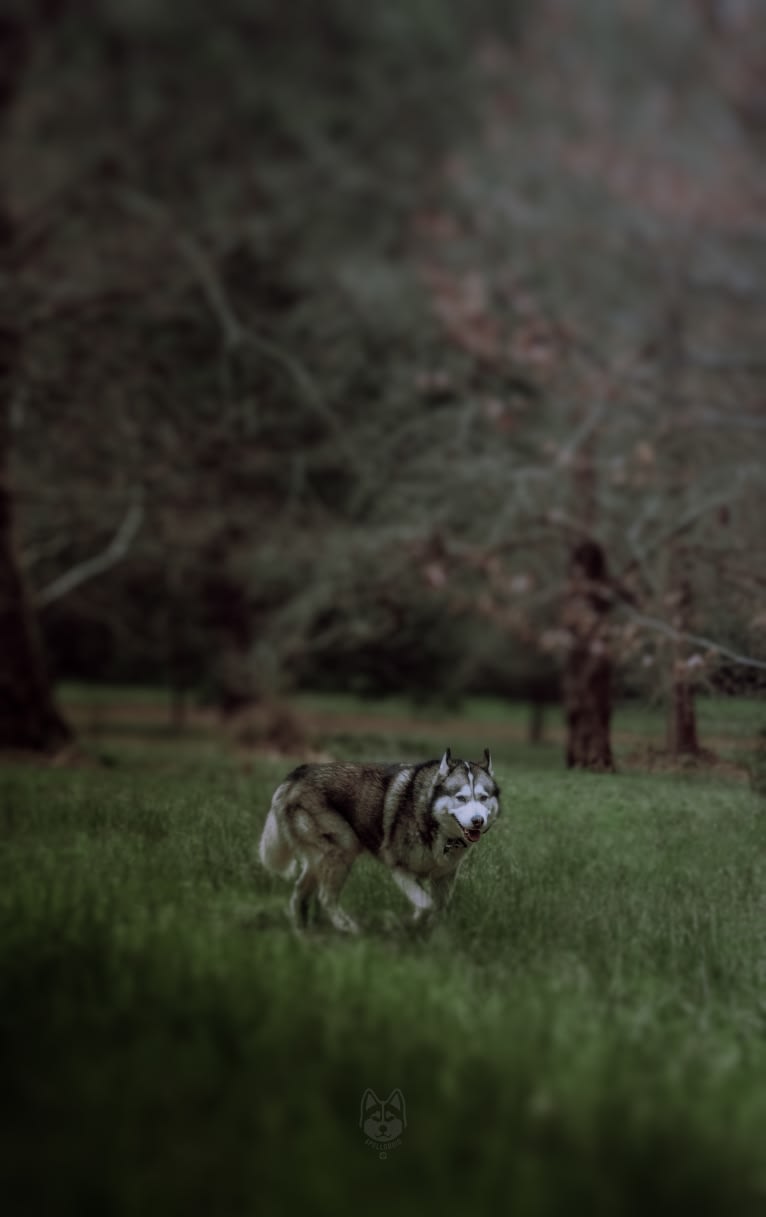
[482,748,494,777]
[360,1088,380,1127]
[438,748,452,778]
[386,1088,407,1128]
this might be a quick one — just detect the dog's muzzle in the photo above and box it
[451,814,486,845]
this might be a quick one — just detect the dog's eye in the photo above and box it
[456,794,468,803]
[477,792,488,802]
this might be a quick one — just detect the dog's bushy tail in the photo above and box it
[259,782,297,878]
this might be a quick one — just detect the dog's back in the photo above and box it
[263,760,409,856]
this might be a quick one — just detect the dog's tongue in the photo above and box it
[465,829,481,843]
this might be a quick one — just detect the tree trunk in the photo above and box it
[668,670,700,755]
[0,392,71,752]
[563,644,614,771]
[562,540,615,772]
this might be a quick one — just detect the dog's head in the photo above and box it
[359,1088,406,1142]
[433,748,501,845]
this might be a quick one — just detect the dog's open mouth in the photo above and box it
[463,828,482,844]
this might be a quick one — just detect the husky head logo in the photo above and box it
[359,1088,406,1142]
[434,747,500,845]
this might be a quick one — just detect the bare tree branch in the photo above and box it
[555,400,608,467]
[117,187,366,481]
[38,489,144,606]
[687,349,766,373]
[695,410,766,431]
[618,604,766,671]
[625,485,749,564]
[118,188,242,347]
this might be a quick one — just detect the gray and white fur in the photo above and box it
[259,747,501,932]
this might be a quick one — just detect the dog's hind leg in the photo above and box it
[290,859,319,929]
[316,851,360,934]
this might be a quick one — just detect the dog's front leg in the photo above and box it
[391,868,433,922]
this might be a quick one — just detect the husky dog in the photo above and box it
[258,748,501,932]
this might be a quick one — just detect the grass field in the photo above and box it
[2,696,765,1216]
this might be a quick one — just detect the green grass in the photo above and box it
[57,685,763,776]
[1,737,766,1216]
[58,682,172,706]
[292,689,764,733]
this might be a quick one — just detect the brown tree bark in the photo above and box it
[0,335,72,751]
[0,11,71,751]
[562,540,615,772]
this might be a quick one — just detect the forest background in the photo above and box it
[1,0,765,766]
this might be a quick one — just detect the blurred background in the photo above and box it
[2,0,765,765]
